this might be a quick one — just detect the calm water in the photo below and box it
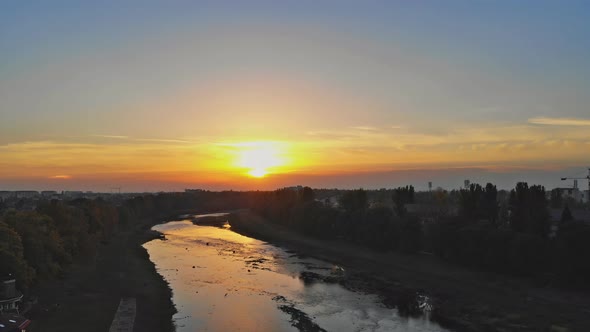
[144,213,447,332]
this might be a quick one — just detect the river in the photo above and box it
[143,213,448,332]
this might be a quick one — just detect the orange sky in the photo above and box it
[2,2,590,191]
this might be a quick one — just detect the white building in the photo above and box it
[556,187,588,204]
[14,191,39,199]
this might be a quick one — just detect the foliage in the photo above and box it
[509,183,550,237]
[1,182,589,293]
[0,221,34,289]
[458,183,498,223]
[392,185,415,217]
[550,188,563,208]
[552,222,590,288]
[338,189,368,213]
[560,204,573,224]
[3,211,69,280]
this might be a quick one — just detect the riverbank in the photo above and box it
[229,210,590,332]
[26,220,175,332]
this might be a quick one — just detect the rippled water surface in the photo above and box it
[144,214,447,332]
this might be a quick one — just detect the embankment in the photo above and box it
[229,210,590,332]
[27,220,176,332]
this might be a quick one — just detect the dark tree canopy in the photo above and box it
[560,204,573,224]
[392,185,415,217]
[509,183,549,237]
[550,188,563,209]
[458,183,498,223]
[338,189,368,213]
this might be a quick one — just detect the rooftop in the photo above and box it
[0,314,31,332]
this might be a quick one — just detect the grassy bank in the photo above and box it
[26,220,175,332]
[229,210,590,332]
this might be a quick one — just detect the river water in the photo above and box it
[144,213,447,332]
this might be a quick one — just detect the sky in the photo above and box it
[1,1,590,192]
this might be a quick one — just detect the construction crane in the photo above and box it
[560,168,590,202]
[110,187,121,194]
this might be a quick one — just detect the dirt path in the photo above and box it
[229,210,590,332]
[109,298,136,332]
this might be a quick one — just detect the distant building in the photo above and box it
[62,191,83,198]
[0,192,12,201]
[555,187,587,204]
[13,191,38,199]
[185,189,206,193]
[0,276,23,313]
[283,185,303,192]
[40,191,59,198]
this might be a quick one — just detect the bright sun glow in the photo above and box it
[234,142,287,178]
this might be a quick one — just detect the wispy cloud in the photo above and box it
[91,135,192,144]
[49,175,71,179]
[134,138,192,144]
[528,117,590,126]
[92,134,129,139]
[350,126,379,131]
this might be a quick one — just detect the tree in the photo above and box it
[459,184,484,220]
[392,185,415,217]
[550,188,563,208]
[528,185,550,237]
[0,221,34,288]
[3,211,70,280]
[458,183,498,223]
[509,183,549,237]
[37,200,95,258]
[339,189,368,213]
[300,186,315,202]
[560,204,573,224]
[431,188,452,218]
[361,206,398,250]
[399,216,422,253]
[509,182,529,232]
[482,183,499,224]
[553,222,590,288]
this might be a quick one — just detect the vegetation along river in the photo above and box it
[144,213,448,332]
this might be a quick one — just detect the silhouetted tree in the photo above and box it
[0,221,34,289]
[300,186,315,202]
[509,183,528,232]
[509,183,549,237]
[458,183,498,223]
[553,222,590,288]
[37,200,95,258]
[392,185,415,217]
[527,185,550,237]
[3,211,70,280]
[560,204,573,223]
[482,183,499,224]
[550,188,563,208]
[399,216,422,253]
[459,184,484,220]
[339,189,368,213]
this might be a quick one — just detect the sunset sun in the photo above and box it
[235,142,287,178]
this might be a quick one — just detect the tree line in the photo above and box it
[0,192,201,290]
[1,184,588,292]
[242,183,590,289]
